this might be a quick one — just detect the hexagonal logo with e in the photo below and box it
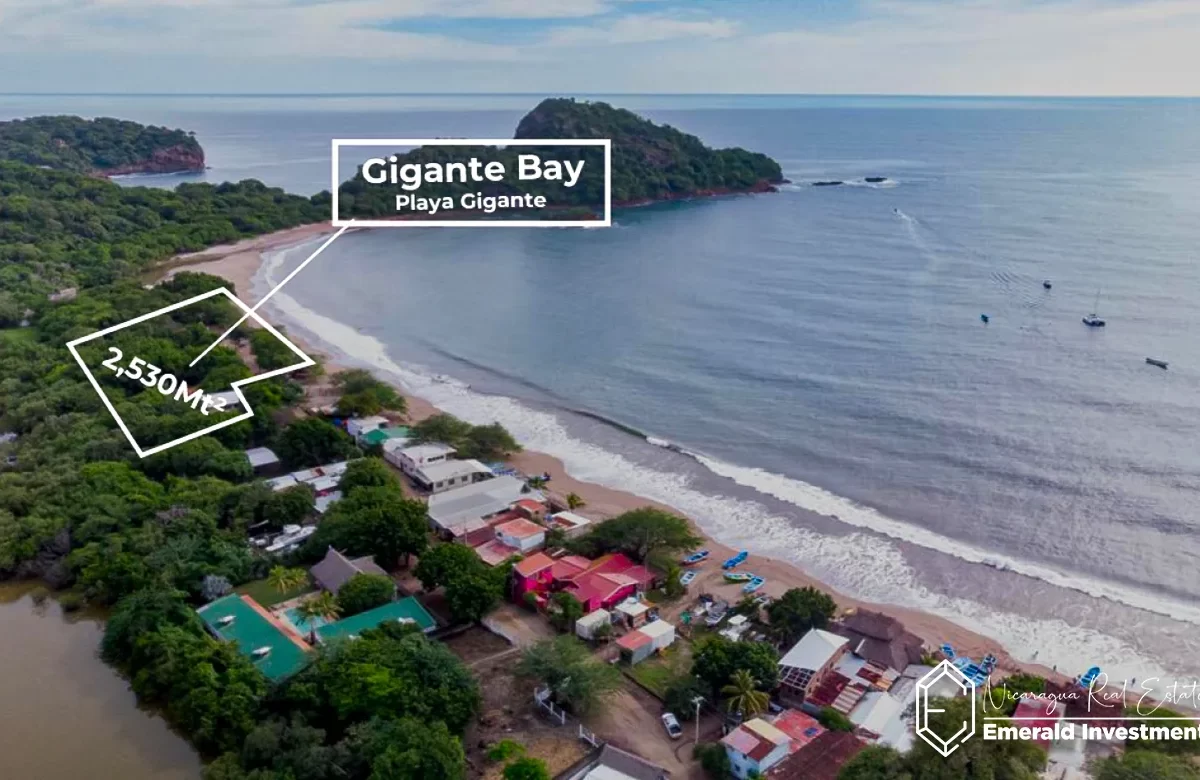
[914,659,976,757]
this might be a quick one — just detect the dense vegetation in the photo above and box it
[337,98,783,220]
[0,161,328,306]
[0,115,203,173]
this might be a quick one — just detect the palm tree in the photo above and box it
[721,669,770,718]
[296,592,341,644]
[566,492,586,510]
[268,565,307,595]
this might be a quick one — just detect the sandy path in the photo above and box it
[161,227,1071,686]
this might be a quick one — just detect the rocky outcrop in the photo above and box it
[97,143,205,176]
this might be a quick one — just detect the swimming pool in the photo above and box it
[284,606,332,632]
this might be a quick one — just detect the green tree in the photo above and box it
[764,587,838,646]
[818,706,855,732]
[837,745,911,780]
[903,696,1045,780]
[694,742,732,780]
[664,675,708,722]
[503,757,551,780]
[101,586,201,666]
[333,369,406,418]
[414,542,504,623]
[410,414,520,461]
[308,622,480,734]
[275,418,358,469]
[295,592,341,640]
[548,591,585,632]
[566,492,585,510]
[517,636,623,715]
[312,486,427,568]
[338,457,397,495]
[1093,750,1200,780]
[487,740,526,762]
[336,573,395,616]
[692,635,779,696]
[570,507,701,562]
[348,717,465,780]
[267,565,308,595]
[721,669,771,717]
[260,484,315,530]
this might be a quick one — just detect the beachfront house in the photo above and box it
[346,415,388,439]
[391,442,456,480]
[778,629,850,707]
[830,610,925,673]
[410,458,492,494]
[310,546,392,593]
[426,475,533,540]
[360,426,410,449]
[546,510,592,538]
[722,718,793,779]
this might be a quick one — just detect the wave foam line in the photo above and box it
[254,241,1190,681]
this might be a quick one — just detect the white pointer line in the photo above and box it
[189,224,350,367]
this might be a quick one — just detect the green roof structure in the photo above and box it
[198,594,312,681]
[315,596,437,643]
[361,426,410,447]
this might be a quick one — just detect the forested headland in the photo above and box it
[336,97,785,220]
[0,115,206,175]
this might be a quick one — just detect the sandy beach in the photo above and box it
[163,225,1070,684]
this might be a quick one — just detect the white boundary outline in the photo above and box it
[66,288,314,458]
[331,138,611,228]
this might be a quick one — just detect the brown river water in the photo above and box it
[0,585,201,780]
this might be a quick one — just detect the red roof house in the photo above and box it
[772,709,827,753]
[569,571,640,612]
[512,552,555,598]
[1012,698,1064,748]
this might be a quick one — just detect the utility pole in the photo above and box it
[692,695,705,744]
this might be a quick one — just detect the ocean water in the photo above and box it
[6,94,1199,682]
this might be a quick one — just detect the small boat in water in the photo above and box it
[980,314,990,324]
[724,572,755,584]
[681,550,710,566]
[1145,358,1169,369]
[1043,280,1052,289]
[722,550,749,570]
[742,576,766,594]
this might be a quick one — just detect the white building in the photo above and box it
[778,628,850,706]
[244,447,281,474]
[721,719,792,779]
[493,517,546,553]
[547,511,592,538]
[575,609,611,640]
[346,415,388,438]
[427,475,535,538]
[388,442,456,477]
[411,458,492,493]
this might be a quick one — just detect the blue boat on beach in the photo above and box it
[1079,666,1102,688]
[722,550,749,570]
[742,576,765,594]
[681,550,710,566]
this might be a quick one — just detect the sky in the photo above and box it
[0,0,1197,95]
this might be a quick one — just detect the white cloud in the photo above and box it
[544,13,739,46]
[0,0,1196,94]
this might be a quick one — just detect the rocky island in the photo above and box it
[337,98,785,220]
[0,115,204,176]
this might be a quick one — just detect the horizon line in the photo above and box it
[2,91,1198,100]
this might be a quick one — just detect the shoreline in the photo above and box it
[163,225,1073,685]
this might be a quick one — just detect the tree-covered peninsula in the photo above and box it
[0,115,206,175]
[336,98,784,220]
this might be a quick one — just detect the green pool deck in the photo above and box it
[198,594,312,681]
[315,596,436,643]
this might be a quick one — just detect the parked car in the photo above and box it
[661,712,683,739]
